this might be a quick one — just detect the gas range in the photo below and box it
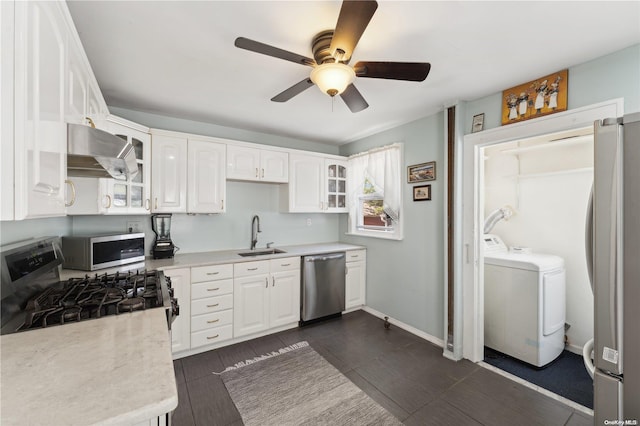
[0,237,179,335]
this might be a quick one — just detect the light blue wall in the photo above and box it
[464,44,640,134]
[71,182,339,255]
[336,44,640,340]
[339,113,446,339]
[0,217,72,246]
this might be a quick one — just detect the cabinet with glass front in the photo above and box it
[325,159,347,213]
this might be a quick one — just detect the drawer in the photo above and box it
[191,309,233,332]
[191,264,233,283]
[269,256,300,273]
[191,294,233,316]
[191,279,233,299]
[191,324,233,349]
[234,260,269,277]
[346,250,366,263]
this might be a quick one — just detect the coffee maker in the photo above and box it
[151,213,175,259]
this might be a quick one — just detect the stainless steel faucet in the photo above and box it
[250,215,261,250]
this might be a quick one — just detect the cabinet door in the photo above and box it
[151,134,187,213]
[269,269,301,328]
[66,176,109,215]
[164,268,191,354]
[233,275,270,337]
[65,46,88,125]
[288,154,324,212]
[227,145,260,181]
[105,121,151,215]
[345,261,366,309]
[261,150,288,183]
[14,1,68,219]
[188,139,226,213]
[325,159,348,213]
[1,1,14,220]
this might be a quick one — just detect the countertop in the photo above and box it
[60,242,365,279]
[0,309,177,425]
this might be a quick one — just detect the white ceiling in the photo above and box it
[66,1,640,146]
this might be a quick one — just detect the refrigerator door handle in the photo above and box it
[585,184,593,290]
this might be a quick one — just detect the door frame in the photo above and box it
[457,98,624,362]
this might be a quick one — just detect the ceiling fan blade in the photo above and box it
[329,0,378,62]
[271,78,315,102]
[354,61,431,81]
[340,84,369,113]
[235,37,316,67]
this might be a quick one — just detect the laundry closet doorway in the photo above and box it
[456,99,624,365]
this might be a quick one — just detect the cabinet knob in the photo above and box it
[207,287,220,291]
[207,303,220,308]
[207,319,220,324]
[154,198,158,210]
[255,168,259,178]
[206,272,219,275]
[144,198,151,211]
[206,334,220,340]
[105,195,112,209]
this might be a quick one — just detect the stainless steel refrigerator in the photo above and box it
[591,112,640,423]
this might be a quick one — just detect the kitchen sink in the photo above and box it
[237,248,287,257]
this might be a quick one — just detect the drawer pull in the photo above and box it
[351,255,359,258]
[207,319,220,324]
[247,267,258,271]
[281,263,291,267]
[207,303,220,308]
[206,272,219,275]
[207,288,220,291]
[207,334,220,340]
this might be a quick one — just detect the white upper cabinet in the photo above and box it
[12,1,68,219]
[151,131,227,214]
[284,154,348,213]
[3,0,109,220]
[324,159,348,213]
[227,145,288,183]
[286,154,324,212]
[104,117,151,214]
[151,134,188,213]
[187,139,226,213]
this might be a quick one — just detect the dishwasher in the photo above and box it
[300,252,346,325]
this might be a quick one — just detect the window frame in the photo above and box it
[346,144,404,241]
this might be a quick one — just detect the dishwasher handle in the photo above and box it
[305,253,346,262]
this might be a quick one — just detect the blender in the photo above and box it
[151,214,175,259]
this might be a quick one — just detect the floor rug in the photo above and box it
[484,346,593,408]
[217,341,402,426]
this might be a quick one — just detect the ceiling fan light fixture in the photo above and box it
[310,62,355,97]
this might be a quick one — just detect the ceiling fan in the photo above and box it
[234,0,431,113]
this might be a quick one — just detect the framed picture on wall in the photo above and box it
[501,69,568,125]
[472,113,485,133]
[413,185,431,201]
[407,161,436,183]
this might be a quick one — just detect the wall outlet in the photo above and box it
[126,221,142,233]
[306,218,312,227]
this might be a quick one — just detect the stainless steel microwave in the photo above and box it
[62,233,145,271]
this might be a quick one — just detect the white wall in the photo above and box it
[483,138,594,353]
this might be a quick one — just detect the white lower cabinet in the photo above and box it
[234,257,300,338]
[190,264,234,349]
[163,268,191,354]
[345,250,366,309]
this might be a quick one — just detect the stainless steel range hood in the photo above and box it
[67,123,138,180]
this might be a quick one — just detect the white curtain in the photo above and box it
[348,144,402,226]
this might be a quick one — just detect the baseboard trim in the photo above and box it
[361,306,445,348]
[566,343,585,355]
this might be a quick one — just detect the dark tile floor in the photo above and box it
[171,311,592,426]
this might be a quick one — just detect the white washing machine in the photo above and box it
[483,234,566,367]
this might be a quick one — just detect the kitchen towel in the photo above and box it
[217,341,402,426]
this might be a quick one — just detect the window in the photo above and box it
[347,144,403,240]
